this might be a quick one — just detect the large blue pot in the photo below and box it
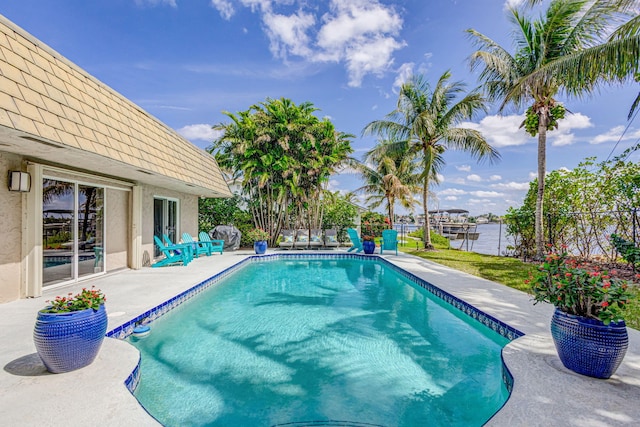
[550,308,628,379]
[363,240,376,254]
[33,304,108,373]
[254,240,267,254]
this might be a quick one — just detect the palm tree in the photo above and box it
[520,0,639,119]
[468,0,636,259]
[211,98,353,245]
[363,71,499,249]
[355,140,420,226]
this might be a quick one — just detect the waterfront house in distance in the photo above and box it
[0,15,231,303]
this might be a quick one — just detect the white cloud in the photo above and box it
[438,188,467,196]
[489,174,501,181]
[264,11,315,58]
[591,126,640,145]
[456,164,471,172]
[549,112,593,146]
[460,114,530,148]
[467,174,482,182]
[177,124,221,141]
[491,181,530,191]
[448,177,466,185]
[215,0,405,87]
[529,171,537,180]
[444,196,458,201]
[470,190,504,198]
[468,199,493,205]
[210,0,234,20]
[393,63,414,92]
[436,173,445,183]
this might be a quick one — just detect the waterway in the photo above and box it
[396,222,513,257]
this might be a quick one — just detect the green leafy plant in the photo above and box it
[611,233,640,272]
[42,287,106,313]
[246,228,270,242]
[529,248,633,324]
[362,235,375,242]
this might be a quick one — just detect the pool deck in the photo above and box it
[1,249,640,426]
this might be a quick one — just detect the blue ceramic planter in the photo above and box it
[363,240,376,254]
[550,308,628,379]
[254,240,267,254]
[33,304,108,373]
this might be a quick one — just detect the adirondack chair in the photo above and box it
[346,228,363,253]
[182,232,211,257]
[163,234,194,262]
[152,235,192,267]
[198,232,224,255]
[380,229,399,255]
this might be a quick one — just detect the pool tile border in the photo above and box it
[108,253,523,393]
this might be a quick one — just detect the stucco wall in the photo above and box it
[0,152,24,302]
[105,188,129,271]
[140,185,197,265]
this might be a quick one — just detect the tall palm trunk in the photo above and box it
[422,183,433,250]
[535,108,550,259]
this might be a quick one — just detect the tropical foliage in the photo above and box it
[355,140,420,223]
[468,0,639,259]
[363,71,499,249]
[505,157,640,260]
[210,98,354,245]
[321,191,359,243]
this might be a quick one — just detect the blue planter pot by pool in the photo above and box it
[33,304,108,373]
[550,308,628,379]
[363,240,376,254]
[254,240,267,254]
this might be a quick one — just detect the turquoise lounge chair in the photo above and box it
[152,235,192,267]
[346,228,363,253]
[380,229,399,255]
[182,232,211,257]
[198,232,224,255]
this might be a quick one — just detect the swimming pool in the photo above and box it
[124,255,519,426]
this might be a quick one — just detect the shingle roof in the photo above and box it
[0,15,230,197]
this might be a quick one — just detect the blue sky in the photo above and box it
[2,0,639,216]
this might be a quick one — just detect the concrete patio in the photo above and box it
[1,249,639,426]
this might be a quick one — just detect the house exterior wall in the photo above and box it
[0,15,230,303]
[0,152,24,302]
[105,188,129,272]
[140,184,198,266]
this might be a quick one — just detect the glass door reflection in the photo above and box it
[42,179,74,286]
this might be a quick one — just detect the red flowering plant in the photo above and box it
[42,287,106,313]
[529,247,633,325]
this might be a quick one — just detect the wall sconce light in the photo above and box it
[8,171,31,192]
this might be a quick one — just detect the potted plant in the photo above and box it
[33,287,108,373]
[247,228,270,254]
[362,235,376,254]
[530,247,633,378]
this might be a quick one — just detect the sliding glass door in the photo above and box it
[43,178,104,287]
[153,197,178,257]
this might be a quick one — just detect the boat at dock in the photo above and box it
[428,209,479,240]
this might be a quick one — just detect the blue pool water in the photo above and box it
[129,258,511,426]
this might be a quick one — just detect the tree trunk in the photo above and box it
[423,175,433,250]
[535,110,549,260]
